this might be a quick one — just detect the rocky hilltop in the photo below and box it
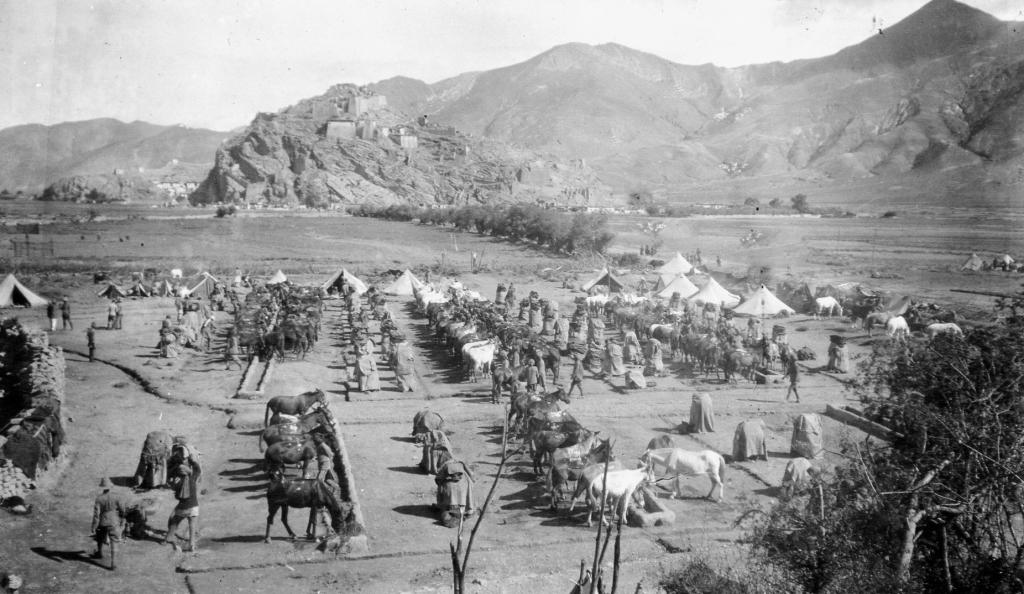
[190,84,611,208]
[373,0,1024,203]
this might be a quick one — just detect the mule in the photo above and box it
[264,388,327,427]
[258,407,336,453]
[546,435,612,510]
[569,467,648,527]
[264,440,317,478]
[264,472,346,543]
[641,447,727,501]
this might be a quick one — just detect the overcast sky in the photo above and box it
[0,0,1019,131]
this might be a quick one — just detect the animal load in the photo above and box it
[829,334,846,347]
[133,430,173,489]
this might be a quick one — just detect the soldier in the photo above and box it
[86,326,96,362]
[60,297,73,330]
[91,477,130,570]
[114,299,123,330]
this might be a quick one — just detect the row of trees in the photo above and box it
[350,203,615,255]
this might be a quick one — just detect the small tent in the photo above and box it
[960,253,984,271]
[998,254,1016,266]
[384,269,423,296]
[321,268,368,295]
[96,283,129,299]
[656,275,699,300]
[152,279,175,297]
[0,274,48,308]
[183,272,218,300]
[581,268,624,294]
[732,285,796,317]
[657,252,694,276]
[266,270,288,285]
[128,281,151,297]
[690,276,741,309]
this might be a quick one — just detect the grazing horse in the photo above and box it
[640,448,727,501]
[863,312,893,337]
[264,440,317,478]
[258,407,336,453]
[569,467,648,527]
[545,435,612,510]
[813,296,843,318]
[886,315,910,342]
[925,322,963,339]
[264,471,346,542]
[264,388,327,427]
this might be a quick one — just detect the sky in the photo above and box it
[0,0,1020,132]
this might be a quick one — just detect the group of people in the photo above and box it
[90,437,202,569]
[45,297,73,332]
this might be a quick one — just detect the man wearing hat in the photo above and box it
[163,437,201,552]
[91,477,130,569]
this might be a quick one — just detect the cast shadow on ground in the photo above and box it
[387,465,424,475]
[210,534,268,544]
[110,476,136,488]
[30,547,108,570]
[393,504,437,520]
[390,436,416,443]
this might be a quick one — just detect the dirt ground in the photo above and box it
[0,210,1019,593]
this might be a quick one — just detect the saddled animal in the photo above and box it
[463,339,497,382]
[863,312,893,337]
[412,409,445,443]
[641,448,727,501]
[721,348,755,383]
[264,440,317,478]
[925,322,963,339]
[531,427,594,476]
[264,471,346,543]
[886,316,910,342]
[650,324,681,357]
[509,389,571,436]
[813,296,843,318]
[531,342,562,385]
[264,388,327,427]
[259,407,336,452]
[546,435,613,510]
[569,467,648,527]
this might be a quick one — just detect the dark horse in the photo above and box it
[264,440,317,477]
[264,471,345,542]
[546,434,612,510]
[530,342,562,385]
[264,388,327,427]
[508,388,571,436]
[258,407,336,453]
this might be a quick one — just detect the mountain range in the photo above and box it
[3,0,1023,209]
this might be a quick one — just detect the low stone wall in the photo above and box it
[0,319,66,481]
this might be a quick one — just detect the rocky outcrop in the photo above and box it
[0,319,65,480]
[191,84,611,208]
[40,172,165,203]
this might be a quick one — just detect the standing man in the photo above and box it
[223,328,243,370]
[106,299,117,330]
[86,326,96,362]
[567,355,584,399]
[200,314,215,353]
[46,300,57,332]
[91,477,130,570]
[60,297,73,330]
[525,359,539,394]
[163,440,201,552]
[784,356,801,403]
[114,299,123,330]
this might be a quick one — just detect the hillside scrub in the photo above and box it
[350,204,615,255]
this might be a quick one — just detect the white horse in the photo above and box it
[568,467,648,527]
[640,448,727,501]
[463,339,496,382]
[813,296,843,319]
[886,315,910,342]
[925,322,963,339]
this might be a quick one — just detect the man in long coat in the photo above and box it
[392,340,417,392]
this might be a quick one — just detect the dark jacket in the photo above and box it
[92,490,131,532]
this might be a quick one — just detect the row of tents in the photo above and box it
[960,253,1017,272]
[267,267,423,297]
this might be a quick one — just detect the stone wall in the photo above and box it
[0,319,66,480]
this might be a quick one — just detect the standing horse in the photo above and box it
[258,407,336,452]
[264,472,346,542]
[640,448,727,501]
[264,440,317,477]
[546,435,612,510]
[264,388,327,427]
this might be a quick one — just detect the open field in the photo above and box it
[0,207,1021,592]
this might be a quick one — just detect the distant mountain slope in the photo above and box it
[0,119,229,192]
[365,0,1024,202]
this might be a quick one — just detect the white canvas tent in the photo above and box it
[998,254,1016,265]
[0,274,48,308]
[690,276,741,309]
[581,268,624,293]
[656,275,699,300]
[732,284,796,317]
[960,253,984,271]
[384,269,423,296]
[657,252,694,276]
[321,268,368,294]
[266,270,288,285]
[183,272,218,300]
